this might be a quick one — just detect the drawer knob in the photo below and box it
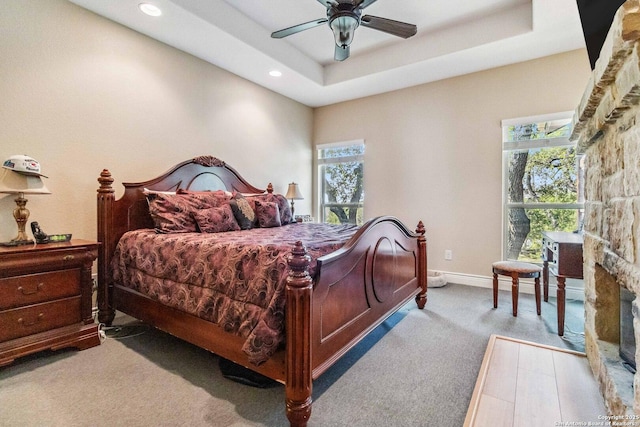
[18,313,44,327]
[18,283,44,295]
[63,255,75,261]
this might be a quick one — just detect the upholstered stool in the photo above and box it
[492,261,542,317]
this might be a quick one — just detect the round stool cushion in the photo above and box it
[492,261,541,275]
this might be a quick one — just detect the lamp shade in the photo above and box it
[0,168,51,195]
[285,183,303,200]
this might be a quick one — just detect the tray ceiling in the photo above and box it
[68,0,586,107]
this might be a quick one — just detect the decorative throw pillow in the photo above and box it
[273,194,293,224]
[147,191,230,233]
[147,193,201,233]
[229,194,255,230]
[176,189,231,207]
[245,193,292,225]
[254,200,281,228]
[192,204,240,233]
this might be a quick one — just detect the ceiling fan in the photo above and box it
[271,0,418,62]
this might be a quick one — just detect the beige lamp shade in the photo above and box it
[285,182,303,200]
[0,168,51,195]
[285,182,303,219]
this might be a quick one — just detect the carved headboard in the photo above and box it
[96,156,272,297]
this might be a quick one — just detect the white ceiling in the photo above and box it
[68,0,587,107]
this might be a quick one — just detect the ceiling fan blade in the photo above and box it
[317,0,339,7]
[355,0,379,9]
[271,18,328,39]
[334,44,350,61]
[360,15,417,38]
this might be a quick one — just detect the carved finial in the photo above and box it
[286,241,312,284]
[194,156,225,167]
[98,169,114,194]
[267,183,274,194]
[416,220,425,235]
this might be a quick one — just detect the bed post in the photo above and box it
[285,241,313,427]
[97,169,116,325]
[415,221,428,309]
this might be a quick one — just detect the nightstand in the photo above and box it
[0,239,100,366]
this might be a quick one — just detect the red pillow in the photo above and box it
[255,200,281,228]
[147,191,231,233]
[176,189,231,206]
[192,204,240,233]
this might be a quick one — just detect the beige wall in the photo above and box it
[1,0,591,281]
[0,0,313,243]
[313,49,592,276]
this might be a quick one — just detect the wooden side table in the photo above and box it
[542,231,584,336]
[0,239,100,366]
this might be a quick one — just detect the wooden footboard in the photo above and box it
[96,157,427,427]
[284,217,427,426]
[313,216,426,375]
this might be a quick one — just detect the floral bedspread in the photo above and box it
[110,222,359,364]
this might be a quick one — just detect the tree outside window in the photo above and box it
[502,113,584,262]
[317,142,364,225]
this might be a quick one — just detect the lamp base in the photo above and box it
[0,239,34,247]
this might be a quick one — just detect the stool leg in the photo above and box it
[557,276,566,336]
[534,276,541,315]
[493,272,498,308]
[511,273,519,317]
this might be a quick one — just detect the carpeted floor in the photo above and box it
[0,284,585,427]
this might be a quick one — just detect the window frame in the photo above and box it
[501,112,584,262]
[316,139,365,224]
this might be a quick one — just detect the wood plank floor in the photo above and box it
[464,334,607,427]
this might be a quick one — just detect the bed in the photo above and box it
[96,155,427,427]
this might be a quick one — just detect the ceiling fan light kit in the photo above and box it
[271,0,417,62]
[330,11,359,48]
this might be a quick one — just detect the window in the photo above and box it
[317,140,365,225]
[502,112,584,262]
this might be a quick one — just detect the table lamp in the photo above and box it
[0,155,51,246]
[285,182,304,218]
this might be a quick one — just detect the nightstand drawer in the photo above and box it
[0,296,81,342]
[0,269,81,310]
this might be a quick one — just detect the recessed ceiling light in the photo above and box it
[269,70,282,77]
[139,3,162,17]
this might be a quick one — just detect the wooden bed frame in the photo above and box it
[96,155,427,427]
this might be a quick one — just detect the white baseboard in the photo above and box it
[430,270,585,302]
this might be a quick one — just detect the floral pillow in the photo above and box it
[176,189,231,207]
[147,193,199,233]
[254,200,281,228]
[192,204,240,233]
[147,191,229,233]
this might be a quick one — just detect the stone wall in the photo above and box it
[571,0,640,415]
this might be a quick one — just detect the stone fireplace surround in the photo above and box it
[571,0,640,415]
